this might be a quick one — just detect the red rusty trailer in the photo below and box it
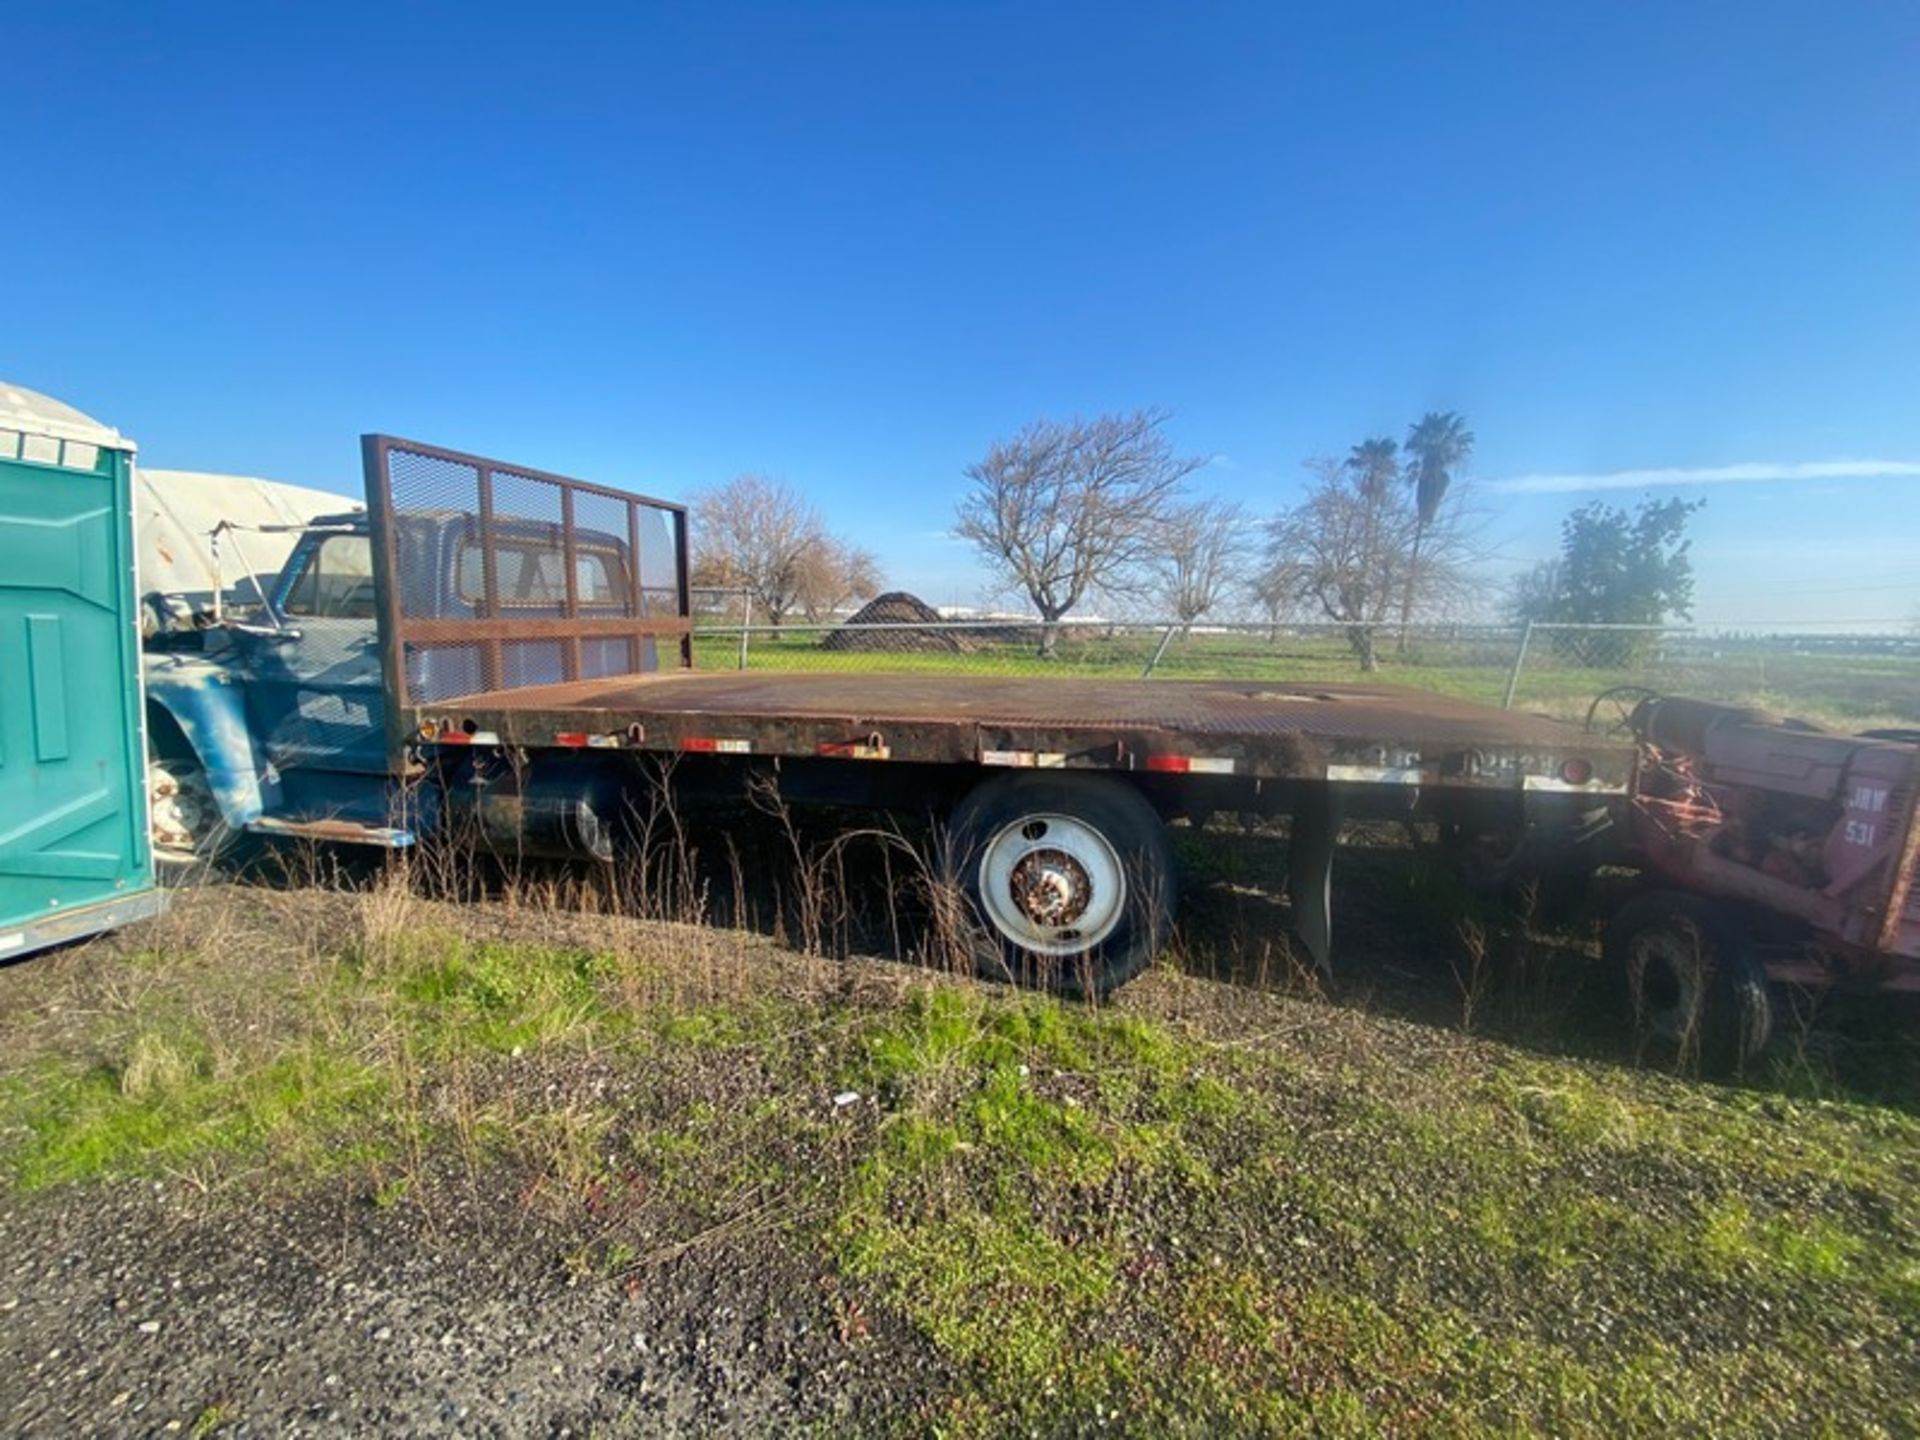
[364,435,1633,994]
[1604,694,1920,1071]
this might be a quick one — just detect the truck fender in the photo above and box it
[142,651,282,829]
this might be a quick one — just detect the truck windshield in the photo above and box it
[283,534,376,620]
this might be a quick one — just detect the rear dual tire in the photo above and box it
[947,773,1175,1000]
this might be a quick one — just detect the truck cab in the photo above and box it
[141,500,682,858]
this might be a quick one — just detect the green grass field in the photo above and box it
[694,627,1920,729]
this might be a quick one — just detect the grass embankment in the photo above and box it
[2,886,1917,1434]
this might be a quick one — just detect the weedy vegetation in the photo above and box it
[1,816,1916,1436]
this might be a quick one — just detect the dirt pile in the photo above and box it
[821,591,970,653]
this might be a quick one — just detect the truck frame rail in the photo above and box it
[407,669,1634,797]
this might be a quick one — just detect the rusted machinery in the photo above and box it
[1605,693,1920,1070]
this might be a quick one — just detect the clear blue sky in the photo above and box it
[9,2,1919,626]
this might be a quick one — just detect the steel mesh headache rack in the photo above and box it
[361,434,690,756]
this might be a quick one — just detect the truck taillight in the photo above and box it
[1560,757,1593,786]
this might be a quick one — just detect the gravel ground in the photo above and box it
[0,1168,942,1437]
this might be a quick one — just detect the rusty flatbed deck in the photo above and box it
[416,672,1632,795]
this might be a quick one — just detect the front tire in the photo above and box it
[947,773,1175,999]
[1604,890,1773,1075]
[146,756,233,872]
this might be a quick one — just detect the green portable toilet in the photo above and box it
[0,383,165,960]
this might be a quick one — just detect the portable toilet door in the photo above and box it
[0,384,165,960]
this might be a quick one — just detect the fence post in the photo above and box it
[1142,623,1178,679]
[737,605,751,671]
[1500,621,1535,710]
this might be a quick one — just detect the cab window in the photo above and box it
[457,541,628,609]
[282,535,377,619]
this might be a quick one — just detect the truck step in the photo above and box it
[245,817,417,849]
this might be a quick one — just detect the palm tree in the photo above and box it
[1405,412,1472,524]
[1343,437,1399,501]
[1399,411,1474,640]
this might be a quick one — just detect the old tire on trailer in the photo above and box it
[1603,890,1773,1075]
[947,772,1176,1000]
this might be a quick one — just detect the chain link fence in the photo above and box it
[689,618,1920,731]
[1500,623,1920,730]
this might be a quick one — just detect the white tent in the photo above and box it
[0,380,129,458]
[137,467,361,630]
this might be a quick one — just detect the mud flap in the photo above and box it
[1288,784,1346,977]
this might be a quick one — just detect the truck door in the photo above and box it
[236,528,390,776]
[0,405,159,945]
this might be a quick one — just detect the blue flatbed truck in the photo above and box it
[0,385,165,960]
[140,432,1631,996]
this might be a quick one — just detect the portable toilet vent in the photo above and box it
[0,383,166,960]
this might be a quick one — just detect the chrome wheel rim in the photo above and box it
[978,813,1127,956]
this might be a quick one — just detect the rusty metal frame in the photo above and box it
[1876,746,1920,955]
[362,434,691,765]
[398,669,1640,803]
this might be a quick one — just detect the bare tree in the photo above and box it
[1153,498,1247,628]
[1260,455,1472,670]
[1507,557,1562,626]
[955,409,1202,656]
[1247,560,1302,640]
[690,474,877,627]
[795,536,882,622]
